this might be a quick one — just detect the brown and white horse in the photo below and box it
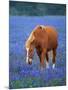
[25,25,58,69]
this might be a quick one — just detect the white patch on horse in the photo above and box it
[29,58,32,62]
[26,48,29,56]
[26,56,29,63]
[26,48,29,63]
[52,64,55,69]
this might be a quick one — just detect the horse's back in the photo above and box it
[26,25,58,51]
[44,26,58,50]
[34,25,58,50]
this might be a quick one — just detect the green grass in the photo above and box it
[9,76,66,89]
[9,76,45,89]
[46,77,66,86]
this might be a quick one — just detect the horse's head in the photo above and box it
[25,43,34,65]
[25,32,35,64]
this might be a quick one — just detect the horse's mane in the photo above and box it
[25,25,45,48]
[25,31,35,48]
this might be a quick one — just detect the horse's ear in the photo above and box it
[39,25,45,30]
[39,26,43,29]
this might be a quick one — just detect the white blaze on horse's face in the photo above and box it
[26,48,29,63]
[26,48,32,64]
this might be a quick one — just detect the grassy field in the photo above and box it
[9,16,66,89]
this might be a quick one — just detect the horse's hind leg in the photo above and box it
[52,49,56,69]
[46,53,49,68]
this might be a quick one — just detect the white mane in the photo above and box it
[26,31,35,48]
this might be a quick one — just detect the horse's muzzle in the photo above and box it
[28,61,32,65]
[26,57,32,65]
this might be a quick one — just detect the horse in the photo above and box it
[25,25,58,69]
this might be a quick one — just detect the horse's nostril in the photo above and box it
[28,61,32,65]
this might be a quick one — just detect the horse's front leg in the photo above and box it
[46,52,49,69]
[36,48,41,61]
[40,49,46,68]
